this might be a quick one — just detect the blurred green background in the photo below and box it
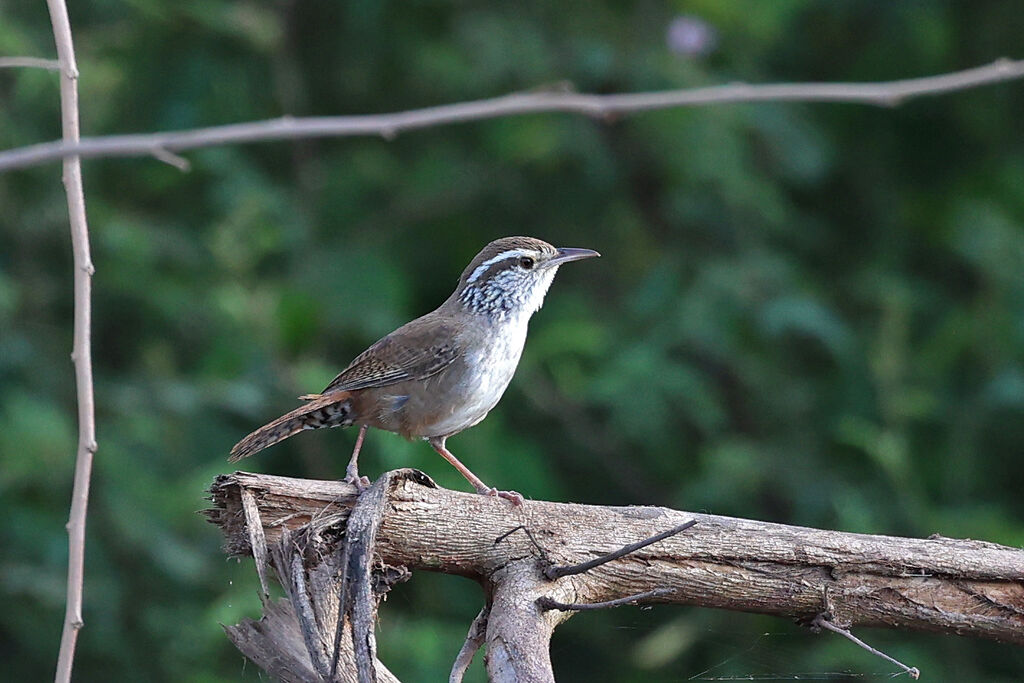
[2,1,1023,681]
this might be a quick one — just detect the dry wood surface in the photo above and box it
[206,469,1024,681]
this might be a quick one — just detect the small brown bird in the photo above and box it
[229,236,599,503]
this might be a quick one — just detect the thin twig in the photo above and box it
[49,1,97,681]
[812,613,920,679]
[494,524,551,564]
[544,520,697,580]
[537,588,674,612]
[449,605,490,683]
[150,146,191,171]
[0,56,61,70]
[3,59,1023,172]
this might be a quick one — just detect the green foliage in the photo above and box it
[2,1,1023,680]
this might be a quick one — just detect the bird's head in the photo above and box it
[453,236,599,319]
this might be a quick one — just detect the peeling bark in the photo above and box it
[206,470,1024,680]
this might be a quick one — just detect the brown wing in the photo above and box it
[321,314,463,393]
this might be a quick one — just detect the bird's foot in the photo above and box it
[343,467,371,491]
[477,486,524,505]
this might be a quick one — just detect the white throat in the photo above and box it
[458,264,559,322]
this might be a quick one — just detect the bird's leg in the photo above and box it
[428,437,523,505]
[344,425,371,489]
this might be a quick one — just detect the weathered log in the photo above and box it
[206,469,1024,680]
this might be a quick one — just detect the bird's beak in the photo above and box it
[547,247,601,267]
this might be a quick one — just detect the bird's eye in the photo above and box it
[519,256,535,269]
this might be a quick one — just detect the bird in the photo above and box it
[229,236,599,504]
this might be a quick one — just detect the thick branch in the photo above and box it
[484,561,571,683]
[47,1,98,682]
[4,59,1024,172]
[207,471,1024,650]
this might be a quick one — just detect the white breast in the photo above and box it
[424,313,530,437]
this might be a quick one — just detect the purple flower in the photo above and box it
[666,15,717,57]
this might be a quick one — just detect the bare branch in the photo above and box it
[537,588,675,612]
[0,56,61,70]
[484,560,570,683]
[150,146,191,171]
[449,606,489,683]
[543,520,697,580]
[812,613,921,679]
[48,0,98,681]
[3,59,1024,173]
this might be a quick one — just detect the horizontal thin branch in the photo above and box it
[3,58,1024,172]
[0,56,61,70]
[537,588,674,612]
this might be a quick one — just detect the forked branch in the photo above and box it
[206,471,1024,681]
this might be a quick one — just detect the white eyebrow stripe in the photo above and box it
[466,249,530,284]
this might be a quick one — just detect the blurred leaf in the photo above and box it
[759,295,852,361]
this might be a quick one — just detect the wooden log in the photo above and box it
[206,470,1024,680]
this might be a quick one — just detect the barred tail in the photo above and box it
[228,391,354,462]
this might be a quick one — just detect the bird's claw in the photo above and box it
[477,486,524,505]
[344,471,371,491]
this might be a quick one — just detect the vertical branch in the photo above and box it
[484,562,572,683]
[47,1,97,682]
